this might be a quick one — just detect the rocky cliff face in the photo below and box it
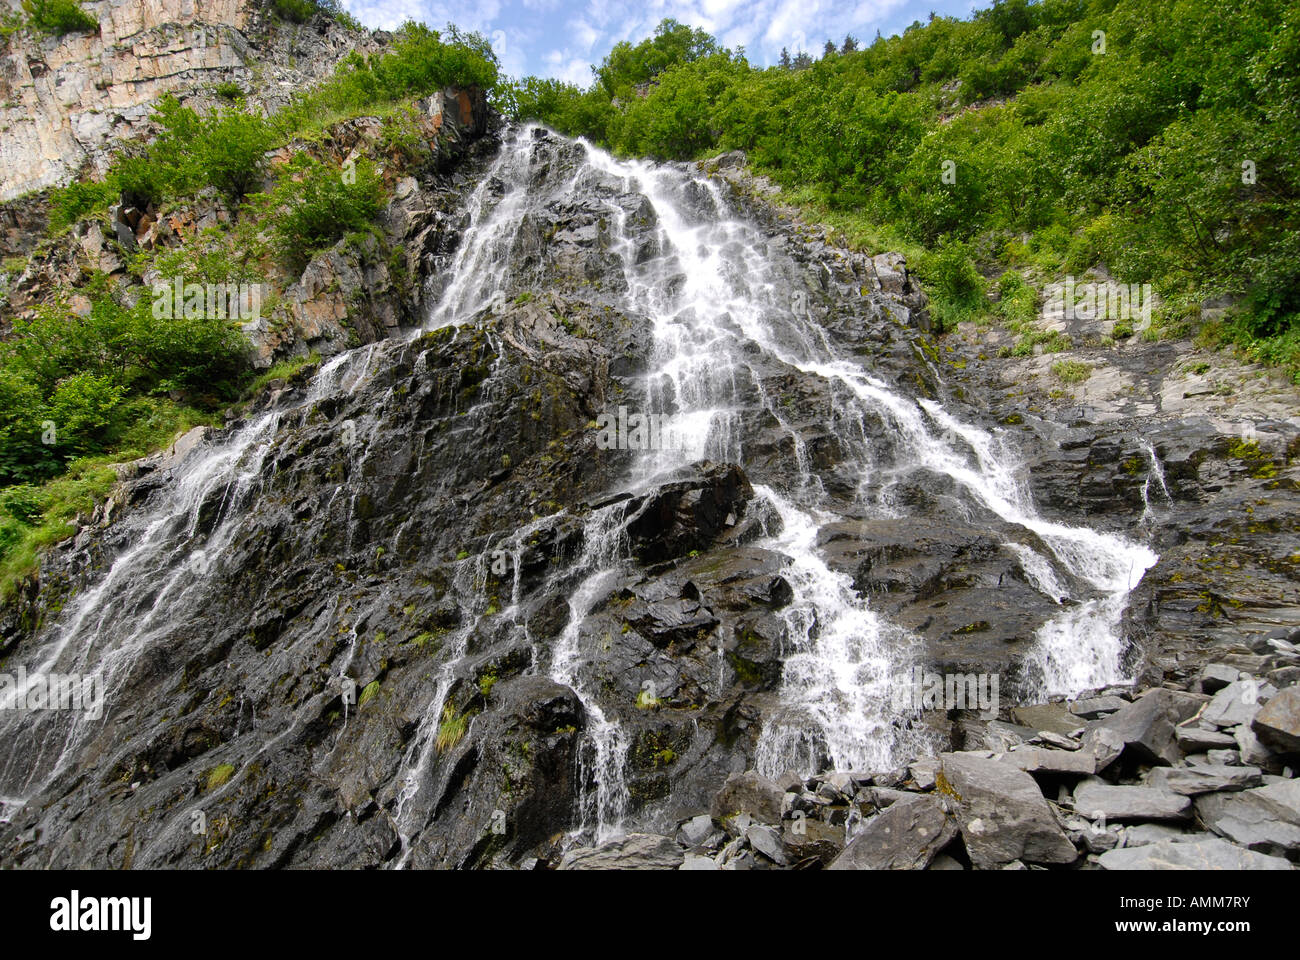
[0,36,1298,869]
[0,0,379,207]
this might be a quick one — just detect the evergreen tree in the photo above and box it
[778,46,791,69]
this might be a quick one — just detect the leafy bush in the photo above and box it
[272,0,317,23]
[0,277,249,485]
[22,0,96,35]
[48,179,117,232]
[276,22,499,134]
[111,96,276,207]
[266,157,385,270]
[917,241,986,332]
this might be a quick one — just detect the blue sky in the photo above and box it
[341,0,984,84]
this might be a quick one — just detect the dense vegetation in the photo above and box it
[19,0,97,36]
[0,21,498,593]
[4,0,1296,595]
[506,1,1300,375]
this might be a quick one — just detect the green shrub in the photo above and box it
[22,0,96,35]
[276,22,499,136]
[917,240,986,332]
[111,96,275,207]
[267,157,385,270]
[48,179,118,233]
[272,0,317,23]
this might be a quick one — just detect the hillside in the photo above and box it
[0,0,1297,878]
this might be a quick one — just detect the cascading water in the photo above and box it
[419,125,1156,826]
[1139,439,1173,525]
[0,123,1158,851]
[0,348,378,823]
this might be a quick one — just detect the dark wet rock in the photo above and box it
[624,463,755,565]
[938,752,1077,869]
[827,794,957,870]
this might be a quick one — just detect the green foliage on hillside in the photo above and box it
[21,0,96,36]
[507,0,1300,378]
[275,21,500,134]
[1,18,503,594]
[271,0,362,30]
[0,274,247,484]
[262,156,386,271]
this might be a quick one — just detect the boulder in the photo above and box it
[676,814,719,848]
[1194,779,1300,857]
[1201,680,1272,729]
[938,752,1077,869]
[1199,663,1241,694]
[746,824,788,865]
[558,833,685,870]
[1145,764,1262,796]
[1121,824,1200,847]
[1069,696,1128,719]
[1252,686,1300,753]
[1073,780,1191,821]
[711,771,785,825]
[1012,703,1081,737]
[782,818,844,865]
[1083,688,1200,767]
[827,794,957,870]
[1099,837,1293,870]
[1175,724,1236,753]
[1004,745,1096,776]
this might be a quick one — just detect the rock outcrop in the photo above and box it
[0,0,382,204]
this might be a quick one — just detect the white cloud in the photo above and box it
[543,49,595,85]
[341,0,953,78]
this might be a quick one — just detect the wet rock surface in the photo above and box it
[2,125,1299,871]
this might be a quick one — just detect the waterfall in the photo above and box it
[1139,439,1173,525]
[415,125,1155,826]
[0,123,1158,849]
[0,348,377,819]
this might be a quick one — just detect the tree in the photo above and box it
[824,40,837,58]
[841,35,859,54]
[778,47,791,69]
[595,18,719,98]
